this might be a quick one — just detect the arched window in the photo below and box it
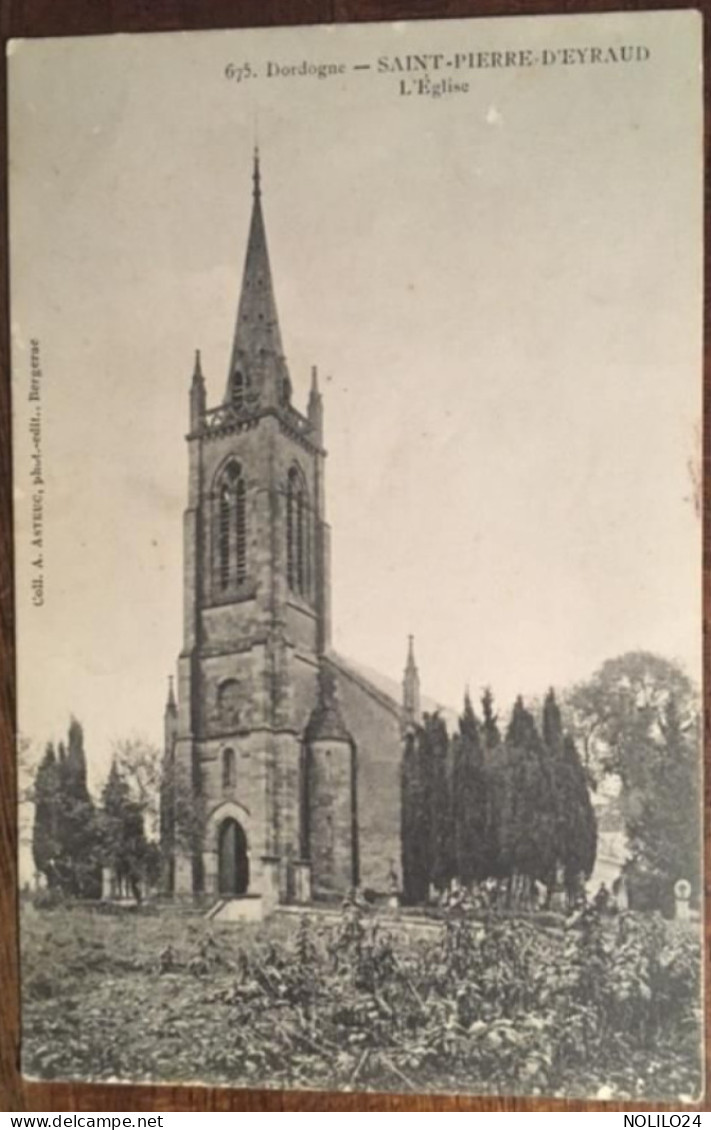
[222,748,236,789]
[217,679,241,728]
[287,466,310,599]
[232,372,244,412]
[215,461,247,590]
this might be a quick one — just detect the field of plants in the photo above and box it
[21,903,702,1101]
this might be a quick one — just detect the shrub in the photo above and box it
[20,904,701,1099]
[31,887,67,912]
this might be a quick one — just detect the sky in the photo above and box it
[9,11,702,795]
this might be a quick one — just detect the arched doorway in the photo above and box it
[218,818,249,896]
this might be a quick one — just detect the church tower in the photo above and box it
[163,151,333,905]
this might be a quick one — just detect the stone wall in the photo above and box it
[327,658,403,894]
[307,736,355,900]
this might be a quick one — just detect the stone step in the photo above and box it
[207,895,265,923]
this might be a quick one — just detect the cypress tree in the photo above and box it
[66,718,90,798]
[400,727,431,905]
[503,697,555,903]
[542,688,564,754]
[541,689,563,899]
[481,688,501,751]
[500,698,531,897]
[32,743,61,887]
[427,712,454,894]
[56,719,100,897]
[530,735,557,897]
[481,689,507,881]
[452,693,488,886]
[560,733,597,902]
[542,689,597,901]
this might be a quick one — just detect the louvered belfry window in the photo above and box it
[232,371,245,412]
[216,461,247,590]
[287,465,309,599]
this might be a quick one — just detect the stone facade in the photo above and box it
[161,152,424,905]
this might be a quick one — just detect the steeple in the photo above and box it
[190,349,206,430]
[225,148,286,409]
[307,365,323,444]
[164,676,178,760]
[402,635,421,728]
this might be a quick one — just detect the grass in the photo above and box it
[21,906,300,1087]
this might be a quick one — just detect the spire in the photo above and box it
[192,348,204,383]
[164,676,178,758]
[190,349,206,429]
[402,635,421,728]
[308,364,323,443]
[225,151,285,406]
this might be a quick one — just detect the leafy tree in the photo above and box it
[569,652,701,907]
[568,651,697,780]
[623,695,701,913]
[111,737,163,838]
[100,760,156,900]
[31,721,100,897]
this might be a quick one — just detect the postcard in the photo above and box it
[9,9,703,1100]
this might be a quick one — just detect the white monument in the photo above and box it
[674,878,692,921]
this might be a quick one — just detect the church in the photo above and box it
[160,152,428,909]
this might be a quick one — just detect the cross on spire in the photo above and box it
[252,146,261,198]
